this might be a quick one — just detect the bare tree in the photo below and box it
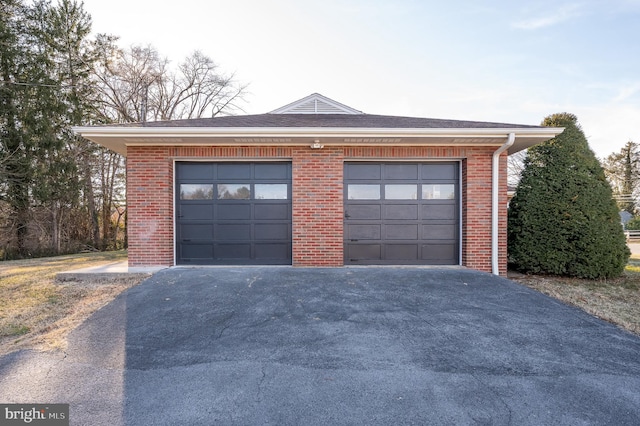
[94,45,247,124]
[602,141,639,214]
[508,150,527,188]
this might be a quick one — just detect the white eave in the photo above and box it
[72,126,563,157]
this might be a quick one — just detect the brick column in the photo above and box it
[292,147,344,266]
[126,147,174,267]
[462,148,507,274]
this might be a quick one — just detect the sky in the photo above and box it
[79,0,640,158]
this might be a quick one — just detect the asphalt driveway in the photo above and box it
[1,267,640,425]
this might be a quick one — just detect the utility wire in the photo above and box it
[0,80,78,88]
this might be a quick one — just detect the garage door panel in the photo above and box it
[421,163,457,180]
[347,205,381,220]
[214,244,251,259]
[255,243,290,259]
[255,204,289,220]
[346,163,381,180]
[180,204,213,220]
[348,224,381,240]
[421,243,457,262]
[255,223,289,240]
[422,224,456,240]
[385,224,418,240]
[181,243,214,259]
[385,164,418,180]
[217,163,251,179]
[180,224,214,240]
[385,244,418,260]
[255,163,290,179]
[384,205,418,220]
[422,204,457,220]
[346,244,381,260]
[217,204,251,220]
[216,224,251,240]
[178,163,214,180]
[345,162,459,265]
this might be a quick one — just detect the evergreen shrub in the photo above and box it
[508,113,630,278]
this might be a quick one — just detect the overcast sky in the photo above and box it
[80,0,640,158]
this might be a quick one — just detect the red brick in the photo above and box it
[125,144,508,275]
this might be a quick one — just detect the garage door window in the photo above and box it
[255,184,288,200]
[422,184,455,200]
[217,184,250,199]
[348,184,381,200]
[180,184,214,200]
[385,184,418,200]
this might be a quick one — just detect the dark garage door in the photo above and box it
[344,162,459,265]
[176,162,292,265]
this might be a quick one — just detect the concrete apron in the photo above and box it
[55,261,166,282]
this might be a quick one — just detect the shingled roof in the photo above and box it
[129,113,541,130]
[73,93,563,156]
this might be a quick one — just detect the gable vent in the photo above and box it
[270,93,363,115]
[287,99,345,114]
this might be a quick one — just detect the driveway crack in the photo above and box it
[214,311,235,339]
[417,315,514,425]
[45,350,68,380]
[469,372,514,425]
[256,364,267,402]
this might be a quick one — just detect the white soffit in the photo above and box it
[73,126,563,157]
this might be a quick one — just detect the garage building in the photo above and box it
[75,93,562,275]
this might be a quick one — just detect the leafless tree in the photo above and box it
[508,150,527,188]
[94,44,247,124]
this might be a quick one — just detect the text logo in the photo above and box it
[0,404,68,425]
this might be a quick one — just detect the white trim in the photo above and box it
[73,126,562,158]
[172,159,177,267]
[458,161,463,267]
[171,156,293,162]
[74,126,561,139]
[343,157,465,162]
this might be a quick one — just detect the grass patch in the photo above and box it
[0,251,146,355]
[509,256,640,335]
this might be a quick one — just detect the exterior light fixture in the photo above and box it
[310,140,324,149]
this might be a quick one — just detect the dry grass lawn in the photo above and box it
[0,251,146,355]
[509,256,640,335]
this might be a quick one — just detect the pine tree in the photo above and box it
[0,0,41,255]
[508,113,630,279]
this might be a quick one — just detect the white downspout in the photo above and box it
[492,133,516,275]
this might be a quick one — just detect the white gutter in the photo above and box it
[72,126,560,139]
[492,133,515,275]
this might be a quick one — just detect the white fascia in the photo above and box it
[73,126,559,139]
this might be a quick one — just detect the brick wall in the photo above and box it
[127,146,174,266]
[126,144,508,275]
[462,150,493,273]
[292,147,344,266]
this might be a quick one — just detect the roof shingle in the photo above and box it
[126,113,541,129]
